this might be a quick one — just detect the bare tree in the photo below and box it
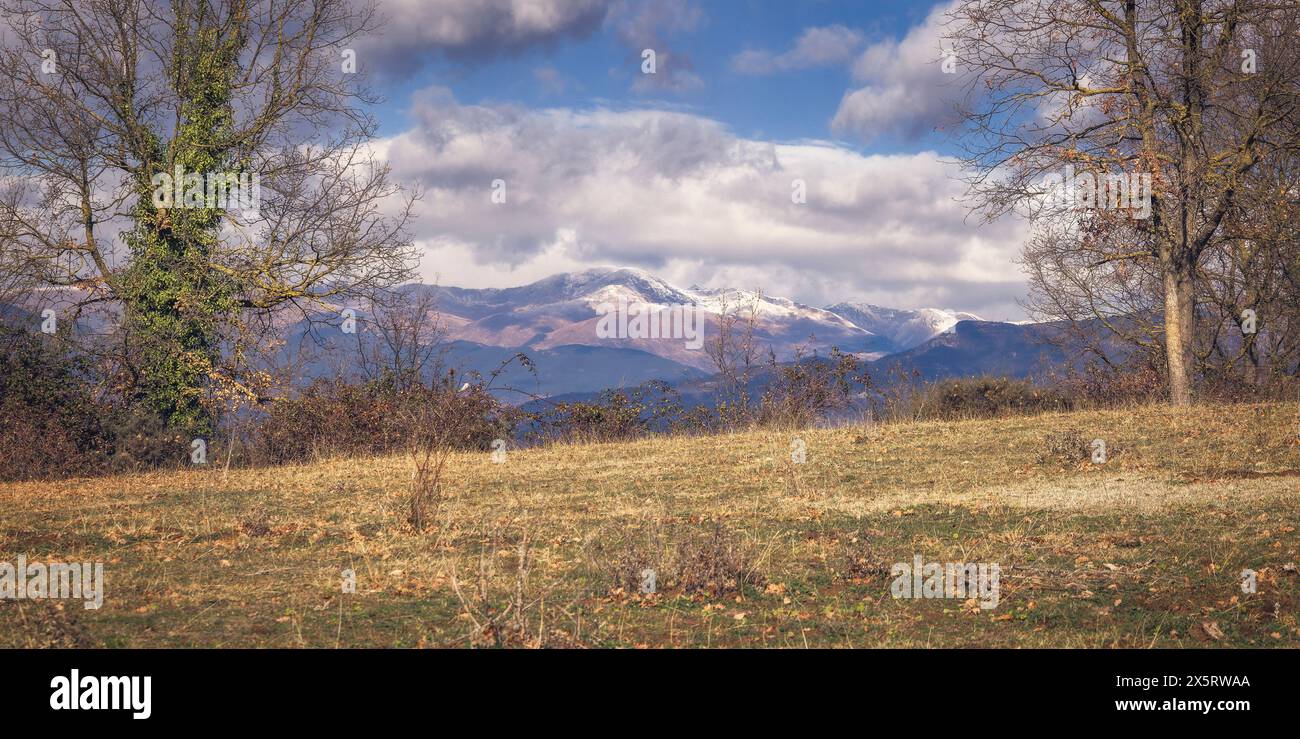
[703,289,762,425]
[947,0,1300,404]
[1196,155,1300,385]
[0,0,419,432]
[356,289,445,392]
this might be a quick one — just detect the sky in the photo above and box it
[357,0,1030,320]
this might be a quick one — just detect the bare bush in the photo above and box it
[758,346,870,428]
[835,533,892,583]
[598,520,771,598]
[704,291,762,427]
[901,377,1072,421]
[526,380,684,444]
[444,520,550,648]
[1037,429,1093,466]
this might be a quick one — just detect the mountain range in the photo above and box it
[6,267,1074,402]
[377,267,1067,401]
[408,267,981,371]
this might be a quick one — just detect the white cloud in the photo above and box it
[380,87,1029,318]
[830,1,960,143]
[363,0,609,72]
[606,0,704,46]
[360,0,707,92]
[732,25,865,75]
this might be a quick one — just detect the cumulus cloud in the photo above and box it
[731,25,865,75]
[364,0,707,92]
[606,0,704,48]
[377,87,1029,318]
[830,1,960,143]
[362,0,609,73]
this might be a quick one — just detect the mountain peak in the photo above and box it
[825,302,983,352]
[409,267,998,365]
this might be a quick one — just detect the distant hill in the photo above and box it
[523,317,1126,413]
[868,320,1073,381]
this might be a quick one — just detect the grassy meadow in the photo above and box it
[2,401,1298,648]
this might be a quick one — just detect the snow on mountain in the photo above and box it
[401,268,992,372]
[14,268,992,368]
[825,302,983,353]
[6,268,1015,402]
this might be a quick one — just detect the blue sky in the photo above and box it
[361,1,1030,320]
[374,1,950,149]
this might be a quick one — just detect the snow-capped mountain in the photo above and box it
[824,302,983,354]
[4,267,1040,403]
[408,267,986,371]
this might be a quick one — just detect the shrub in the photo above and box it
[1037,428,1092,465]
[241,377,518,467]
[103,406,189,474]
[835,533,892,583]
[242,379,401,465]
[757,347,869,428]
[526,381,684,444]
[0,328,112,481]
[598,520,768,598]
[673,523,768,596]
[1046,361,1166,408]
[907,376,1073,421]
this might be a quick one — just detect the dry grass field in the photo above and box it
[2,401,1298,648]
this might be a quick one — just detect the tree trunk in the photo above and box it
[1243,343,1260,386]
[1163,265,1196,406]
[1242,276,1261,387]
